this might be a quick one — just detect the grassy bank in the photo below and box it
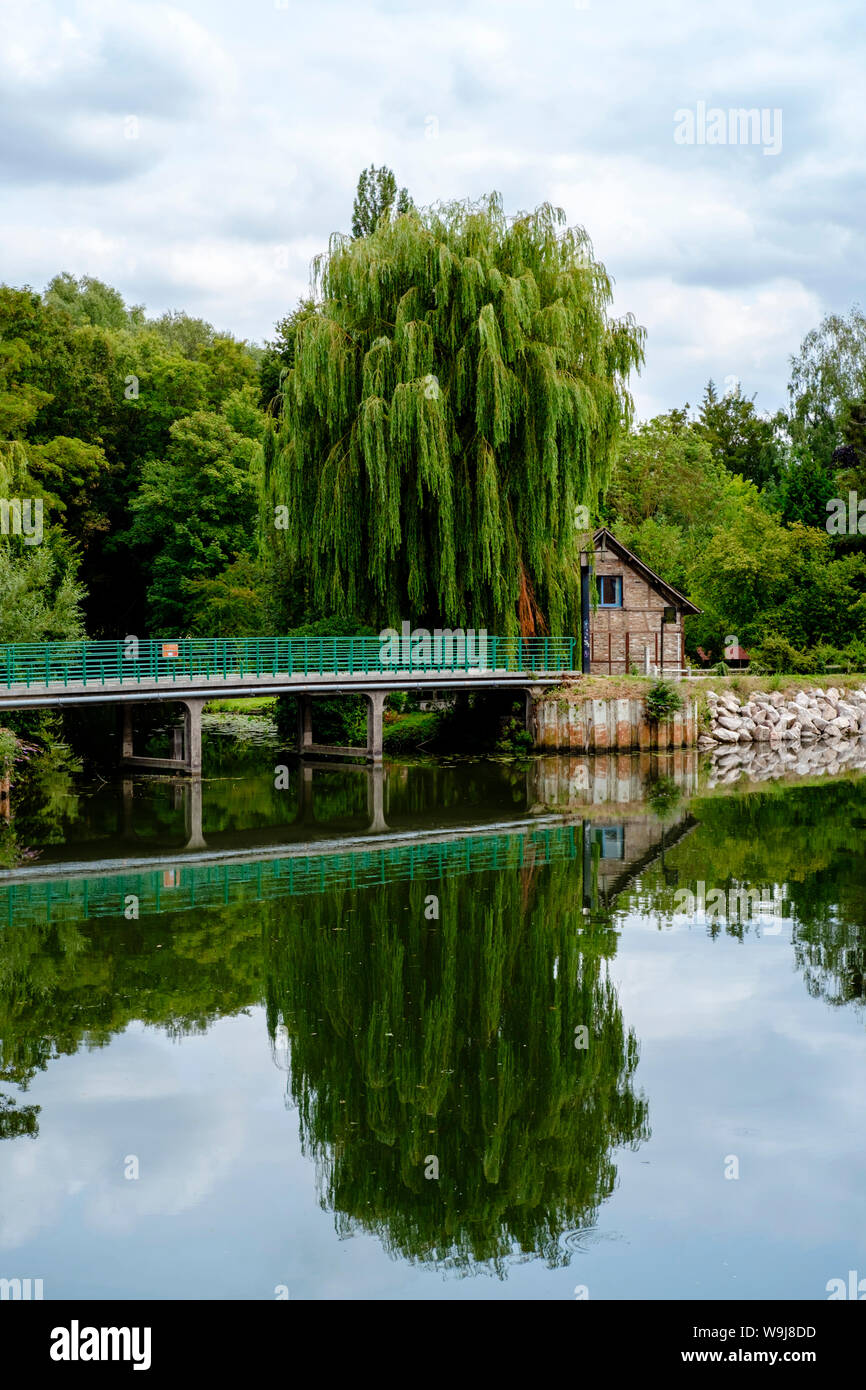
[551,672,866,702]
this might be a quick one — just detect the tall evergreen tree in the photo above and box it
[351,164,412,239]
[694,379,782,491]
[270,195,644,634]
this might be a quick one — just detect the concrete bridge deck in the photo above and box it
[0,635,579,769]
[0,665,572,710]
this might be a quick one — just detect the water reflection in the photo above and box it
[1,747,866,1284]
[265,866,648,1271]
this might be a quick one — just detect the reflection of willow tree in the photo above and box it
[266,862,649,1271]
[622,780,866,1017]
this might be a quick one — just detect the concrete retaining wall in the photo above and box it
[533,694,699,752]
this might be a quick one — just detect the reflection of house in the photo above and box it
[586,528,700,675]
[585,813,696,911]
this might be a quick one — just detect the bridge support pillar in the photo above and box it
[122,705,134,760]
[121,699,204,774]
[523,686,545,746]
[297,696,314,754]
[179,698,205,775]
[366,691,386,763]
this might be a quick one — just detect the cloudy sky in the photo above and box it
[2,0,864,418]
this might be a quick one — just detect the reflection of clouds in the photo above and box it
[0,1022,251,1250]
[611,917,866,1248]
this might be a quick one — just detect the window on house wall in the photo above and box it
[597,575,623,607]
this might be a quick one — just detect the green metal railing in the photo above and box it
[0,635,577,690]
[0,825,581,928]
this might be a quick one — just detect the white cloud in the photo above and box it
[0,0,864,413]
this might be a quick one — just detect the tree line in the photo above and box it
[2,169,866,677]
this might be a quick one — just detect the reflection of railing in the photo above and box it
[0,636,577,690]
[0,825,582,928]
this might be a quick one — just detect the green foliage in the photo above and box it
[271,194,644,633]
[42,272,142,331]
[266,864,645,1268]
[25,435,111,552]
[788,306,866,439]
[0,442,86,641]
[258,298,318,414]
[123,411,261,632]
[694,379,782,491]
[183,554,271,636]
[0,278,266,637]
[767,444,839,529]
[644,680,683,721]
[0,726,19,777]
[351,164,413,239]
[382,710,439,751]
[494,715,534,754]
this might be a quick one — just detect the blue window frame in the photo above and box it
[597,575,623,607]
[592,826,625,860]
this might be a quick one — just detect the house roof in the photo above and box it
[591,527,702,615]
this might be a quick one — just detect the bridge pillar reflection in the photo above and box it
[366,764,388,833]
[183,776,206,850]
[296,764,315,825]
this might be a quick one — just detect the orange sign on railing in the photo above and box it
[161,643,179,658]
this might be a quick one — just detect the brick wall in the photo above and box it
[589,548,683,674]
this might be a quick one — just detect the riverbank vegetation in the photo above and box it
[3,171,866,774]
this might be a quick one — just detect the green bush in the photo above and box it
[749,633,814,674]
[495,717,534,754]
[644,680,683,721]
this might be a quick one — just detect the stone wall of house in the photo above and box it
[590,547,684,674]
[533,693,700,751]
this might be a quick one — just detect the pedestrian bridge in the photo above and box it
[0,635,578,769]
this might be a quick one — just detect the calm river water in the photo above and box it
[1,717,865,1300]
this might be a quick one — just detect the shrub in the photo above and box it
[644,680,683,721]
[749,633,813,674]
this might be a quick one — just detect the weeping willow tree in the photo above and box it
[266,858,649,1272]
[268,195,645,634]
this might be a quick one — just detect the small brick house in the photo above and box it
[585,527,700,675]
